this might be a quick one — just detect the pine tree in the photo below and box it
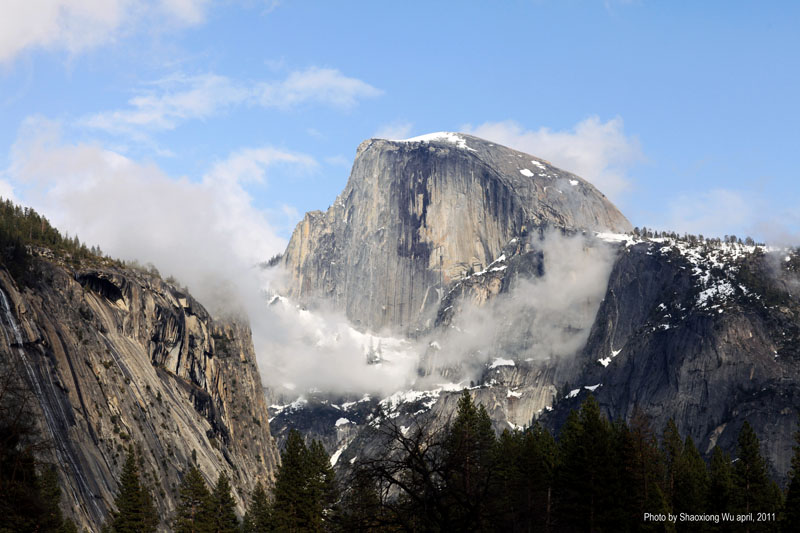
[272,429,309,532]
[555,395,616,531]
[0,363,79,533]
[336,468,383,532]
[708,446,734,514]
[306,439,337,530]
[674,435,709,518]
[241,481,271,533]
[442,390,498,531]
[107,445,158,533]
[523,421,557,528]
[209,472,238,533]
[784,414,800,531]
[618,409,665,528]
[37,466,69,532]
[733,421,779,525]
[662,418,684,509]
[174,465,212,533]
[613,419,645,530]
[271,430,339,532]
[492,429,524,531]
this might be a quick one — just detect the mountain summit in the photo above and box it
[281,132,631,331]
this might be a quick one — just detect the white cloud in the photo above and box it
[324,155,351,167]
[2,116,316,315]
[373,121,414,140]
[160,0,210,24]
[462,117,643,201]
[83,68,382,133]
[257,67,382,110]
[663,188,800,245]
[83,74,248,132]
[665,189,753,239]
[0,179,17,203]
[0,0,212,64]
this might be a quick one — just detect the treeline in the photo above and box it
[149,392,798,532]
[0,198,103,281]
[97,430,336,533]
[331,392,797,532]
[5,384,800,531]
[0,198,188,290]
[631,226,763,248]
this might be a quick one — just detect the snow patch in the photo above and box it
[397,132,476,151]
[489,358,515,369]
[569,179,579,186]
[335,417,351,427]
[330,445,346,466]
[595,232,639,248]
[520,168,534,177]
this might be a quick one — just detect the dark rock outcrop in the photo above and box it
[544,241,800,479]
[272,133,799,485]
[0,255,278,531]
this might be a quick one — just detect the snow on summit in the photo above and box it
[394,132,476,151]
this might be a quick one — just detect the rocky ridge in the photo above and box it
[0,252,278,531]
[271,132,799,482]
[272,234,800,480]
[281,132,631,332]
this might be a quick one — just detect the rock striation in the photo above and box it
[272,235,800,482]
[544,240,800,479]
[272,132,799,484]
[281,132,631,332]
[0,254,278,531]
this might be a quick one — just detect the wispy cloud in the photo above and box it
[663,187,800,245]
[82,68,382,134]
[462,117,643,202]
[0,0,214,64]
[83,73,247,132]
[324,155,351,167]
[373,121,414,140]
[2,116,316,313]
[257,67,382,110]
[665,189,753,239]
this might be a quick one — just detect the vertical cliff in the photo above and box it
[544,240,800,478]
[281,132,631,332]
[0,252,278,530]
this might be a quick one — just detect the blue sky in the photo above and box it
[1,0,798,286]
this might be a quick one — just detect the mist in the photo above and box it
[2,120,620,400]
[258,230,618,399]
[255,295,421,397]
[421,229,617,386]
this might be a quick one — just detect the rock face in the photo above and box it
[282,132,631,332]
[272,235,800,482]
[0,254,279,531]
[272,132,799,483]
[545,240,800,478]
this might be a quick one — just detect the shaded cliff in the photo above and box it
[0,251,278,530]
[281,132,631,332]
[271,133,799,486]
[271,234,800,482]
[543,239,800,478]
